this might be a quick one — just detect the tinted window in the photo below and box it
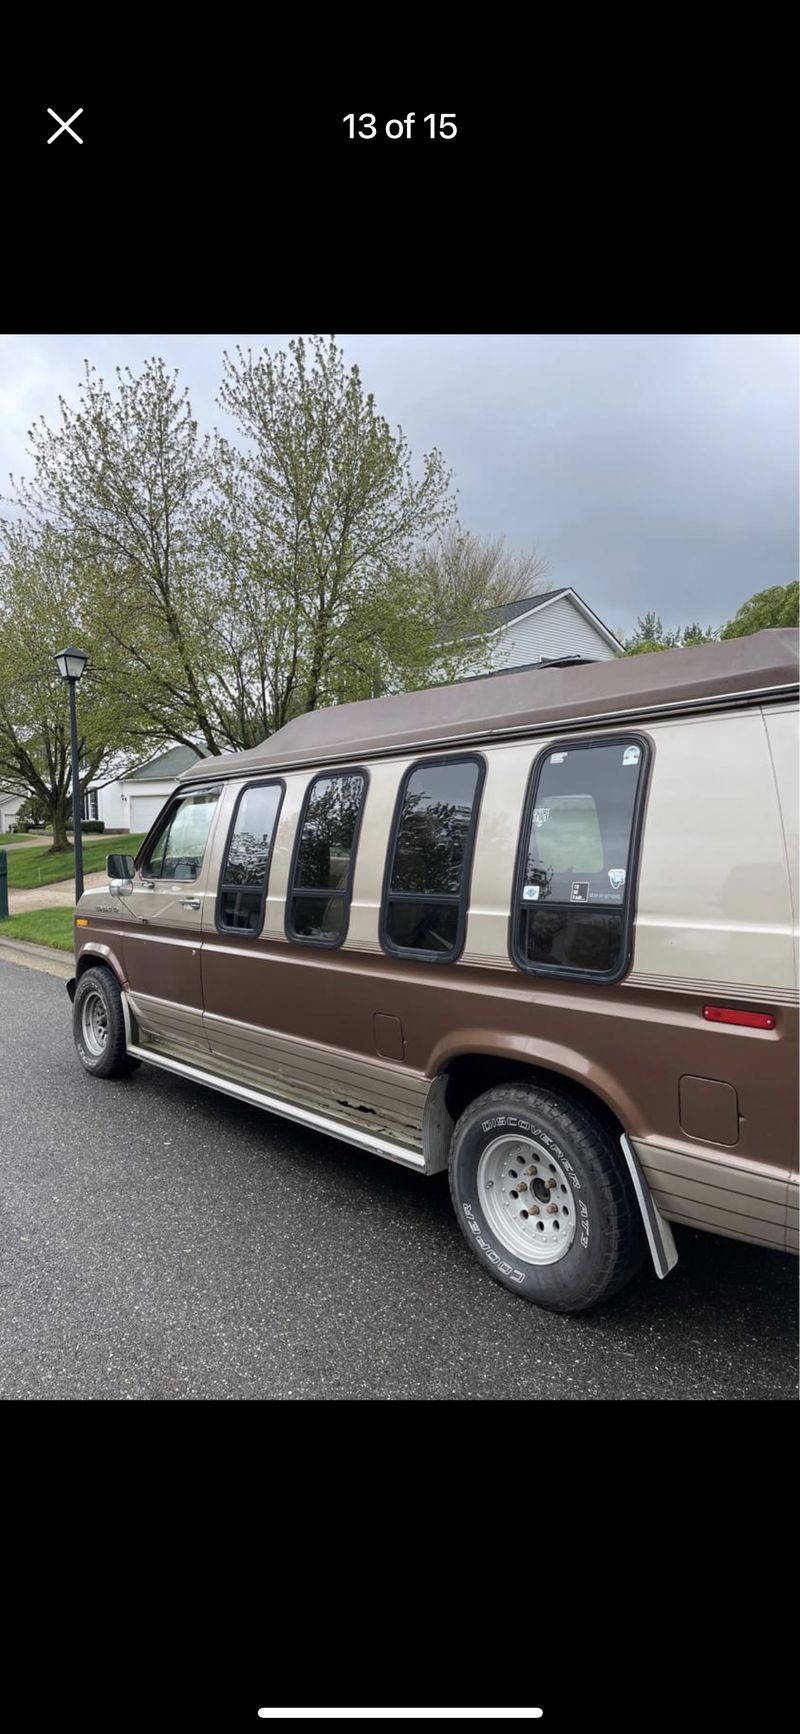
[218,782,283,933]
[288,771,366,946]
[516,739,646,978]
[144,791,218,881]
[382,757,483,960]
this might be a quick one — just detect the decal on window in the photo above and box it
[608,867,626,890]
[523,884,541,901]
[622,745,640,766]
[570,880,590,903]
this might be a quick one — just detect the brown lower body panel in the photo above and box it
[634,1140,798,1251]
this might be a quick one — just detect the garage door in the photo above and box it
[129,795,167,835]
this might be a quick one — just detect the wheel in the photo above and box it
[449,1083,646,1312]
[73,966,140,1079]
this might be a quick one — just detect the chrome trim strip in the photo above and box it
[123,1025,427,1172]
[620,1133,679,1280]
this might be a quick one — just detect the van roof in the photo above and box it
[179,628,799,783]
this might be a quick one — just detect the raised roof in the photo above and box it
[179,628,799,783]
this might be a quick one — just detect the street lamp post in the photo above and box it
[54,647,89,903]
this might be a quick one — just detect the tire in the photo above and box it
[73,966,140,1080]
[449,1083,646,1312]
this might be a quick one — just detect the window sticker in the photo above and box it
[549,752,567,764]
[523,884,541,901]
[531,807,550,827]
[570,880,590,902]
[622,745,640,767]
[608,867,626,890]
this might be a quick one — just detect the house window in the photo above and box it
[82,789,98,822]
[380,755,485,962]
[512,736,649,980]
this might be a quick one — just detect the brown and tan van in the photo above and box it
[68,629,799,1312]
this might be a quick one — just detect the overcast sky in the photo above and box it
[1,333,796,636]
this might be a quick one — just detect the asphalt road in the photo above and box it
[0,956,797,1401]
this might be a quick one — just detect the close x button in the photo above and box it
[47,107,83,144]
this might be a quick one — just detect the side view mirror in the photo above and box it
[107,853,135,896]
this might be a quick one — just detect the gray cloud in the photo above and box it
[1,332,796,636]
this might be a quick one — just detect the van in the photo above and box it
[67,629,799,1312]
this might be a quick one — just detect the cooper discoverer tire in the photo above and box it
[449,1083,646,1312]
[73,966,139,1080]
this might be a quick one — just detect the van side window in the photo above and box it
[142,790,219,881]
[217,781,284,934]
[381,756,484,961]
[513,737,648,980]
[287,770,367,946]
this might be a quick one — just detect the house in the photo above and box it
[0,791,24,832]
[468,587,623,671]
[84,744,205,834]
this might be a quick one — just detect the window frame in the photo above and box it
[379,752,487,965]
[285,765,370,950]
[215,778,286,938]
[135,784,221,883]
[509,731,651,984]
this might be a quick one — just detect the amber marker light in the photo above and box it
[75,917,89,927]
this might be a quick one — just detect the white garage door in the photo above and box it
[129,795,166,835]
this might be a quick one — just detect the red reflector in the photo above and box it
[703,1005,776,1030]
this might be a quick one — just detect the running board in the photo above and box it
[620,1133,679,1279]
[123,1028,426,1173]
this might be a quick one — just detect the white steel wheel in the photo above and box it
[477,1133,577,1265]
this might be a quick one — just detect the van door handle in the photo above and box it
[180,897,201,910]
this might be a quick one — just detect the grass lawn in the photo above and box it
[5,834,146,890]
[0,907,75,952]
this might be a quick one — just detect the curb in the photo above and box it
[0,934,74,976]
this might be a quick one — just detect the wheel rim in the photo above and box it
[81,990,109,1057]
[477,1134,577,1265]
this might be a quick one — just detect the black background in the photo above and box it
[5,28,795,333]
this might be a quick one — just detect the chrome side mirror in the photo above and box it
[107,853,136,897]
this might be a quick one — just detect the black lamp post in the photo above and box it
[54,646,89,902]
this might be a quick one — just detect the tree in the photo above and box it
[720,583,799,638]
[622,613,717,654]
[12,357,226,755]
[410,525,550,680]
[213,336,458,720]
[0,523,131,850]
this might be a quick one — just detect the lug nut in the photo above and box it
[546,1203,559,1215]
[526,1165,538,1176]
[529,1205,540,1216]
[547,1178,558,1189]
[515,1180,528,1192]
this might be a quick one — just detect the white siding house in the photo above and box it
[0,791,24,832]
[86,745,205,834]
[480,588,622,670]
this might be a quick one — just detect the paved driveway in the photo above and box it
[7,870,108,914]
[0,956,796,1401]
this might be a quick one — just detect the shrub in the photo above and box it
[81,820,106,833]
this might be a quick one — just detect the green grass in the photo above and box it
[5,834,146,890]
[0,907,76,952]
